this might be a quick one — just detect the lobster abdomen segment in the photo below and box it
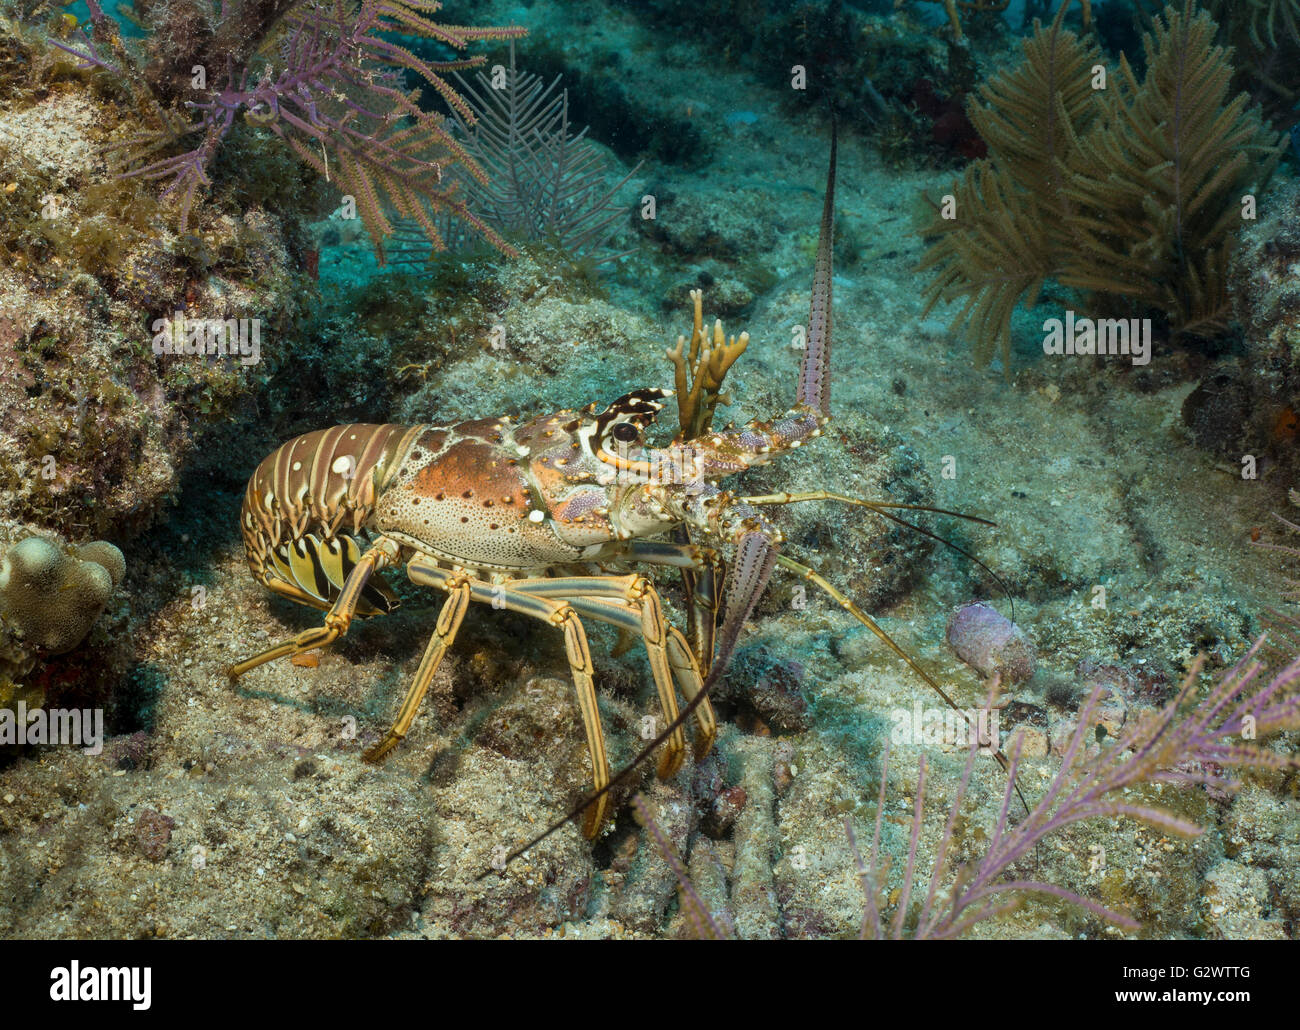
[240,423,426,614]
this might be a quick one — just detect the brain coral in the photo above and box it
[0,536,123,658]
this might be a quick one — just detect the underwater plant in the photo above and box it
[53,0,524,261]
[390,44,641,264]
[645,638,1300,938]
[850,640,1300,938]
[917,0,1285,368]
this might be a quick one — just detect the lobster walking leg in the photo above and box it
[622,539,723,673]
[681,552,722,674]
[514,575,687,778]
[559,595,718,761]
[229,537,400,679]
[376,557,615,835]
[664,624,717,757]
[507,595,611,838]
[363,566,472,763]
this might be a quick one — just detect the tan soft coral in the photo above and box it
[916,0,1285,369]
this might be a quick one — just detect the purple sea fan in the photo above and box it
[633,794,735,940]
[851,636,1300,939]
[53,0,525,262]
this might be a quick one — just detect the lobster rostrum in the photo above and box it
[231,131,996,843]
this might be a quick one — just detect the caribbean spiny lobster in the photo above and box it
[230,132,999,846]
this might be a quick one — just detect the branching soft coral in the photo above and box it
[850,638,1300,938]
[390,43,641,263]
[53,0,524,262]
[665,289,749,442]
[917,0,1285,368]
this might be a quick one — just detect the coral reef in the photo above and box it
[0,535,123,708]
[0,11,320,538]
[917,0,1285,368]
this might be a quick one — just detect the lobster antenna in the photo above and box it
[860,506,1015,624]
[797,120,835,416]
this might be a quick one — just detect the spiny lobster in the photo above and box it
[230,132,1003,848]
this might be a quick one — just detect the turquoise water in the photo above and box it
[1,0,1298,940]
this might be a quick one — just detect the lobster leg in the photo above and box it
[403,564,616,837]
[559,595,718,762]
[514,575,688,778]
[229,537,400,679]
[620,539,723,674]
[507,595,611,838]
[664,623,717,757]
[363,566,472,763]
[682,549,721,675]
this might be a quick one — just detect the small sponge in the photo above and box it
[0,536,123,654]
[946,601,1037,685]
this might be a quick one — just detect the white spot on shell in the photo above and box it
[516,445,530,457]
[332,456,354,475]
[528,510,545,523]
[292,461,302,471]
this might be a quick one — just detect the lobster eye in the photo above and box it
[611,423,639,443]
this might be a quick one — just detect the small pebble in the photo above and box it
[134,808,174,861]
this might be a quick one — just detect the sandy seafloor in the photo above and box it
[1,0,1298,939]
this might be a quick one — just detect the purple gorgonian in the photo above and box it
[54,0,524,262]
